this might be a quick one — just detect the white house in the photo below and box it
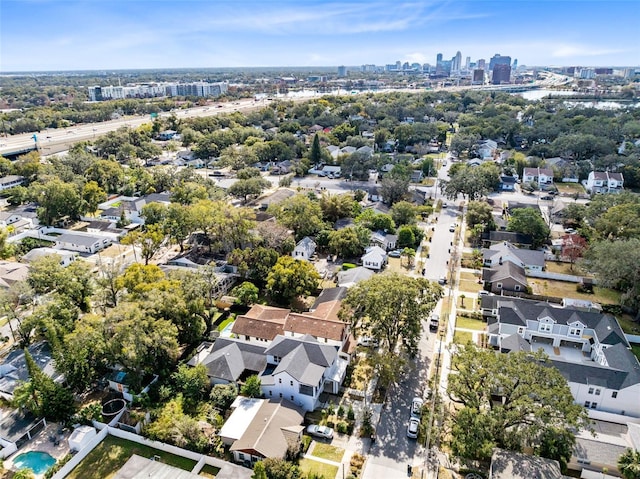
[522,167,554,185]
[22,247,78,267]
[337,266,374,288]
[361,245,387,271]
[0,176,24,192]
[292,236,316,261]
[586,171,624,194]
[55,233,112,254]
[320,165,341,178]
[0,212,20,228]
[370,230,398,251]
[482,241,545,272]
[261,335,347,412]
[486,296,640,419]
[476,140,497,160]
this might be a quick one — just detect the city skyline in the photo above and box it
[1,0,638,72]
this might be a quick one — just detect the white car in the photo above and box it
[407,417,420,439]
[411,397,424,418]
[306,424,334,440]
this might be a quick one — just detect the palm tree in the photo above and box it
[401,248,415,268]
[460,294,466,308]
[619,449,640,479]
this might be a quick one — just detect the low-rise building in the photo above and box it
[292,237,316,261]
[55,233,112,254]
[586,171,624,194]
[0,176,24,192]
[22,247,78,267]
[482,261,528,293]
[482,241,545,272]
[361,245,387,270]
[523,167,554,185]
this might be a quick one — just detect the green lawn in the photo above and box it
[453,330,473,344]
[617,315,640,335]
[298,458,339,478]
[216,316,235,332]
[545,261,586,275]
[632,345,640,363]
[529,279,621,305]
[556,183,586,195]
[310,443,345,463]
[456,316,486,331]
[66,435,197,479]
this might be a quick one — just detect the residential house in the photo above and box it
[55,233,111,254]
[370,230,397,251]
[361,245,387,271]
[482,241,545,272]
[115,455,201,479]
[0,176,24,192]
[476,139,497,160]
[22,247,78,267]
[0,409,47,459]
[410,170,424,183]
[292,237,316,261]
[0,212,20,228]
[489,448,563,479]
[98,193,171,225]
[161,259,239,299]
[0,261,29,289]
[486,296,640,418]
[6,204,39,228]
[482,231,533,248]
[187,339,268,386]
[222,397,305,466]
[231,305,290,344]
[261,335,347,411]
[482,261,528,293]
[499,176,517,191]
[586,171,624,194]
[320,165,341,178]
[0,342,64,400]
[257,188,296,210]
[271,160,293,175]
[523,167,554,185]
[356,145,374,157]
[337,266,374,288]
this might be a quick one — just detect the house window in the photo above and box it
[591,403,597,409]
[612,391,618,398]
[569,328,582,336]
[291,396,294,401]
[278,378,282,384]
[274,356,281,363]
[269,391,272,396]
[514,285,521,291]
[595,389,601,396]
[238,453,245,460]
[588,387,594,394]
[290,381,293,386]
[245,335,250,340]
[496,283,503,289]
[279,393,282,398]
[517,327,525,335]
[539,323,552,333]
[584,401,590,408]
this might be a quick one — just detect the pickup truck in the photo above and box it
[429,314,440,332]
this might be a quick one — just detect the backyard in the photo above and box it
[556,183,586,196]
[529,279,621,305]
[298,458,338,478]
[310,443,345,463]
[545,261,587,275]
[66,435,197,479]
[458,271,483,294]
[455,316,486,331]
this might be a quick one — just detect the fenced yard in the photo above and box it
[529,279,621,305]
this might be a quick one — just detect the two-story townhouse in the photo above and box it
[55,233,112,254]
[586,171,624,194]
[187,339,267,386]
[485,296,640,418]
[261,335,346,412]
[522,167,554,185]
[0,176,25,192]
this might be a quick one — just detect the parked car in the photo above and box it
[411,397,424,417]
[438,276,447,285]
[388,249,402,258]
[478,290,491,296]
[429,314,440,332]
[306,425,334,440]
[540,195,553,200]
[407,417,420,439]
[357,336,379,348]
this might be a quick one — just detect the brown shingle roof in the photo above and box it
[232,305,289,340]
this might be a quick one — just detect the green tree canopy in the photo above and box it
[266,256,320,305]
[268,194,325,240]
[508,207,550,248]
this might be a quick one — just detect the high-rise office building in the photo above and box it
[452,51,462,72]
[489,54,511,71]
[492,64,511,84]
[477,59,486,70]
[465,56,471,70]
[512,59,518,71]
[436,53,443,64]
[473,69,485,84]
[337,65,347,77]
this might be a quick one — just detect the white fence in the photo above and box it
[527,270,587,283]
[51,426,252,479]
[587,409,640,425]
[626,334,640,344]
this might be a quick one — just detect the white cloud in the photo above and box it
[551,44,628,58]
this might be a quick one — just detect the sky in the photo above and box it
[1,0,639,72]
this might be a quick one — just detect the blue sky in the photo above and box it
[1,0,638,72]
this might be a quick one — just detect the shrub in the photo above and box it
[336,421,349,434]
[347,405,355,421]
[326,420,335,429]
[301,435,312,453]
[44,454,72,479]
[342,263,356,270]
[337,405,345,417]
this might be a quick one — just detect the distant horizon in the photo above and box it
[1,0,639,72]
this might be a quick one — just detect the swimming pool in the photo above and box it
[12,451,57,474]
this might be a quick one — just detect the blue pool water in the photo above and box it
[12,451,57,474]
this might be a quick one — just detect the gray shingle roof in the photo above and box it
[189,338,267,382]
[265,335,337,386]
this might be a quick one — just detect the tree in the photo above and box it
[240,374,263,398]
[252,461,268,479]
[121,224,166,265]
[536,426,576,472]
[508,208,550,248]
[81,181,107,215]
[0,281,33,341]
[319,193,356,223]
[261,458,301,479]
[228,176,271,203]
[341,273,442,357]
[146,396,209,452]
[561,234,587,270]
[583,239,640,311]
[85,159,125,193]
[60,314,108,392]
[229,247,280,287]
[13,349,75,421]
[328,226,369,259]
[12,470,35,479]
[266,256,320,305]
[308,133,323,165]
[379,174,409,205]
[355,209,395,232]
[447,345,589,462]
[171,364,210,412]
[210,383,238,411]
[268,194,325,240]
[140,201,167,226]
[254,222,295,254]
[594,203,640,240]
[401,247,415,268]
[466,200,495,229]
[397,224,423,249]
[390,201,417,226]
[31,179,84,226]
[618,448,640,479]
[231,281,259,306]
[164,202,195,252]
